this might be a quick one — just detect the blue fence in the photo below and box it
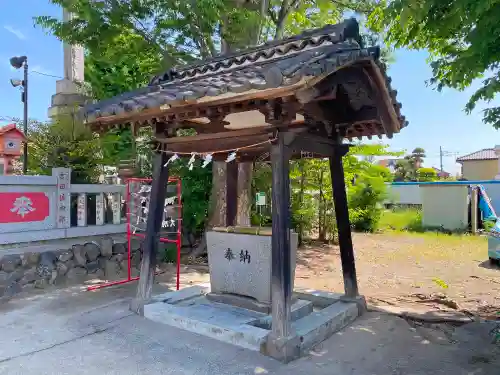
[388,180,500,214]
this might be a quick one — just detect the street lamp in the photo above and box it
[9,55,28,174]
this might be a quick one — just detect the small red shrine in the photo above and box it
[0,124,26,175]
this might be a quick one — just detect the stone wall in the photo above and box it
[0,236,143,302]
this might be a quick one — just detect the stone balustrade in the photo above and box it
[0,168,126,246]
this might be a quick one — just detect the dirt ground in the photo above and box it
[295,232,500,319]
[12,232,499,321]
[176,232,500,320]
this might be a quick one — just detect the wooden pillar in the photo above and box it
[226,161,238,227]
[329,145,359,298]
[471,186,478,234]
[131,132,170,315]
[270,131,292,339]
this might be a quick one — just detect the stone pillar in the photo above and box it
[53,167,71,229]
[495,145,500,180]
[48,8,88,119]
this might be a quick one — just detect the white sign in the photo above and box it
[256,192,266,206]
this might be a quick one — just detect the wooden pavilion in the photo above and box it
[82,18,406,358]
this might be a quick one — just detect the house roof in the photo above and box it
[377,158,400,167]
[432,167,450,175]
[82,18,406,142]
[0,124,26,139]
[456,148,497,162]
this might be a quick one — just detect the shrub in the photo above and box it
[162,243,177,263]
[379,207,423,232]
[348,175,387,232]
[417,167,438,182]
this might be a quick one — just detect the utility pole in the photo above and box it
[9,55,28,174]
[440,146,443,173]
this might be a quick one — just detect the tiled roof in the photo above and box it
[81,18,406,139]
[0,123,25,138]
[0,123,17,135]
[456,149,498,162]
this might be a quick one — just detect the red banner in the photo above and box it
[0,192,50,223]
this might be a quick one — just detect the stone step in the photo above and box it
[144,300,270,351]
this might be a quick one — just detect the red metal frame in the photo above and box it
[87,177,182,291]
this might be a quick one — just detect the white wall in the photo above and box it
[385,181,500,223]
[420,185,469,230]
[385,184,422,205]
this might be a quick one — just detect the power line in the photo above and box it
[30,70,63,79]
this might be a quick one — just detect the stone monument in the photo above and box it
[206,228,299,313]
[48,8,88,119]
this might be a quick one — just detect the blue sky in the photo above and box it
[1,1,498,175]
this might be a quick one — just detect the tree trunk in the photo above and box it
[297,160,305,245]
[209,161,227,227]
[237,162,253,226]
[318,168,327,242]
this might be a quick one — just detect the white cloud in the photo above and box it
[3,25,26,40]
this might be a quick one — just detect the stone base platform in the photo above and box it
[144,284,365,363]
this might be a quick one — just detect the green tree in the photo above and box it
[409,147,426,169]
[394,147,427,181]
[18,117,102,183]
[35,0,391,251]
[369,0,500,128]
[416,167,438,182]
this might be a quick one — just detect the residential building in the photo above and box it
[432,167,450,179]
[377,158,400,173]
[456,146,500,180]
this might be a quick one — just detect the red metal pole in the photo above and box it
[87,177,183,292]
[176,179,181,290]
[126,179,132,281]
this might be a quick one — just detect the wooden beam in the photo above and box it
[329,143,358,298]
[270,131,293,339]
[156,126,276,144]
[288,132,338,156]
[131,126,170,315]
[160,134,272,154]
[226,161,238,226]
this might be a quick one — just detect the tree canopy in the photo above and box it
[369,0,500,129]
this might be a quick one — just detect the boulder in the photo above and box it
[66,267,88,281]
[100,237,114,257]
[0,255,21,272]
[36,252,57,279]
[112,243,126,255]
[0,271,11,286]
[111,254,125,263]
[104,260,123,281]
[34,279,49,289]
[20,252,40,268]
[119,260,128,271]
[73,245,87,267]
[84,242,101,261]
[39,252,57,269]
[130,238,142,252]
[95,269,105,280]
[48,270,58,285]
[0,270,24,286]
[56,262,69,276]
[1,283,21,298]
[18,267,38,285]
[86,261,100,274]
[57,250,73,263]
[131,252,141,268]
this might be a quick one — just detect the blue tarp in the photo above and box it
[477,185,497,221]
